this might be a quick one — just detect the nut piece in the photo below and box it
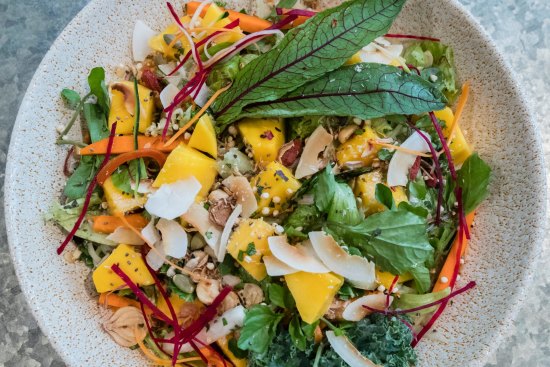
[208,189,230,202]
[278,139,303,167]
[103,306,147,347]
[209,196,237,227]
[220,291,241,313]
[338,125,359,144]
[239,283,264,308]
[324,298,351,321]
[196,278,221,305]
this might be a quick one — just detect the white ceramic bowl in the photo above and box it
[5,0,547,366]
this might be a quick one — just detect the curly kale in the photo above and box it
[249,314,416,367]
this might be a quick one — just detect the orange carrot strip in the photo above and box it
[98,293,155,316]
[96,149,167,186]
[432,212,475,292]
[448,81,470,143]
[92,214,148,234]
[187,1,272,33]
[78,136,182,156]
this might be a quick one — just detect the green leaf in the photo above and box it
[64,155,101,199]
[289,315,307,351]
[213,0,406,129]
[286,115,340,140]
[240,64,446,119]
[238,305,284,353]
[83,103,110,143]
[327,210,433,275]
[393,287,451,314]
[408,265,431,294]
[327,182,362,225]
[110,166,132,194]
[457,153,491,214]
[268,283,295,309]
[314,166,336,212]
[61,89,81,110]
[88,67,110,114]
[228,338,248,359]
[283,204,322,240]
[375,183,396,210]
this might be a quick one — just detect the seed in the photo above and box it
[261,207,270,215]
[272,196,281,203]
[190,233,207,250]
[173,274,195,294]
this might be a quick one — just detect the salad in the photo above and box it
[50,0,492,366]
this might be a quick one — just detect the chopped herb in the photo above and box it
[246,242,257,256]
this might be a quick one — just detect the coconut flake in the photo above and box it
[326,331,382,367]
[156,219,188,259]
[295,126,333,179]
[359,44,403,65]
[309,231,377,290]
[263,255,298,276]
[222,176,257,218]
[132,20,157,62]
[217,204,242,261]
[342,293,392,321]
[181,203,221,254]
[268,236,329,273]
[141,218,161,245]
[145,245,165,271]
[193,82,210,107]
[145,177,201,220]
[387,131,432,187]
[106,227,145,245]
[159,84,180,109]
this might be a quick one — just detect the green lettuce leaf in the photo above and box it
[240,64,446,119]
[213,0,406,129]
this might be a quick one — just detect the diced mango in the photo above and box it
[148,17,191,59]
[354,170,407,216]
[434,107,472,165]
[336,126,381,167]
[156,294,188,317]
[226,219,275,281]
[201,4,244,44]
[250,161,301,216]
[238,118,285,166]
[153,144,218,198]
[92,244,155,293]
[217,335,247,367]
[285,272,344,324]
[188,114,217,157]
[103,176,147,215]
[376,269,414,289]
[108,81,155,135]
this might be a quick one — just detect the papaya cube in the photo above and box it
[285,272,344,324]
[188,114,218,158]
[226,219,275,281]
[354,170,407,216]
[153,144,218,199]
[103,176,147,215]
[250,162,301,216]
[92,244,154,293]
[238,118,285,166]
[108,81,155,135]
[336,126,381,168]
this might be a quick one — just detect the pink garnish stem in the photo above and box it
[429,111,457,180]
[167,2,204,72]
[385,33,440,42]
[275,8,317,17]
[56,122,118,255]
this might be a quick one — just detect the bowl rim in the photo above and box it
[4,0,547,366]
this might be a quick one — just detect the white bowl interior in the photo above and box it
[5,0,546,366]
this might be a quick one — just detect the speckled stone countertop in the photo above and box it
[0,0,548,366]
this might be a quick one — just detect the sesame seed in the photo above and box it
[272,196,281,203]
[460,258,465,264]
[228,125,238,136]
[261,207,270,215]
[286,188,294,194]
[101,202,109,209]
[272,210,279,217]
[274,225,284,234]
[440,276,449,284]
[172,124,179,130]
[184,132,191,140]
[377,285,386,292]
[56,124,65,133]
[429,74,438,82]
[392,287,399,293]
[252,186,258,192]
[261,192,270,199]
[295,226,303,232]
[244,256,252,263]
[206,263,215,270]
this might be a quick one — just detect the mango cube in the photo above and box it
[285,272,344,324]
[238,118,285,166]
[201,4,244,44]
[376,269,414,289]
[336,126,381,167]
[188,114,217,158]
[148,17,191,59]
[354,170,407,216]
[226,219,275,281]
[434,107,472,165]
[103,176,147,215]
[250,161,301,216]
[108,81,155,135]
[153,144,218,198]
[92,244,154,293]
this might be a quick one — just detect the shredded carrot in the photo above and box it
[164,84,231,147]
[369,139,432,157]
[78,136,182,156]
[92,214,148,234]
[96,149,167,186]
[432,212,475,293]
[448,81,470,143]
[187,1,272,33]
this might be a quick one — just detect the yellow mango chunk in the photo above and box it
[238,118,285,166]
[376,269,414,289]
[188,114,217,157]
[156,294,188,317]
[226,219,275,281]
[92,244,155,293]
[336,126,381,168]
[217,335,247,367]
[354,170,407,216]
[153,144,218,198]
[434,107,472,165]
[250,162,301,216]
[285,272,344,324]
[201,4,244,44]
[108,81,155,135]
[149,17,191,59]
[103,177,147,215]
